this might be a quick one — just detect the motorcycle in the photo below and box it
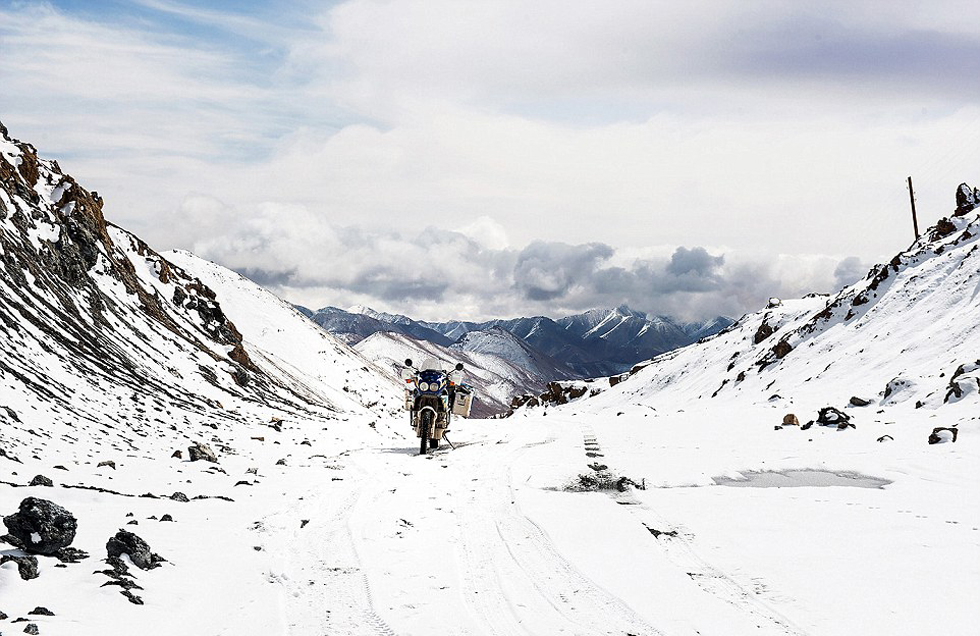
[402,358,474,455]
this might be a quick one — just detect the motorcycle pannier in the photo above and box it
[404,389,413,411]
[452,390,473,417]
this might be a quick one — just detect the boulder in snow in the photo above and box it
[28,475,53,487]
[106,530,166,570]
[187,442,218,463]
[816,407,854,429]
[928,427,958,445]
[2,497,78,556]
[849,396,872,407]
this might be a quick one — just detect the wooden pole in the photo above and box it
[907,176,920,240]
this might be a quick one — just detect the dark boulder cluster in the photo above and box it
[188,441,218,463]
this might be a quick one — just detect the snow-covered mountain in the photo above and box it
[300,305,454,346]
[0,121,401,459]
[308,304,734,378]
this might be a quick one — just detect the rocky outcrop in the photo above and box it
[954,183,980,217]
[2,497,77,555]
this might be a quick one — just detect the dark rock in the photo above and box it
[187,442,217,463]
[1,533,25,549]
[773,339,792,359]
[27,607,53,616]
[275,459,286,466]
[816,407,853,429]
[300,519,310,529]
[127,520,138,525]
[753,321,774,344]
[53,466,67,471]
[170,492,189,503]
[101,578,143,590]
[0,554,39,580]
[28,475,53,487]
[121,590,144,605]
[54,546,89,563]
[24,623,40,635]
[954,183,980,216]
[171,450,182,459]
[159,514,173,522]
[234,480,252,487]
[930,218,957,241]
[782,413,800,426]
[97,460,116,470]
[928,427,958,445]
[801,421,814,430]
[877,435,894,442]
[849,396,872,407]
[3,497,77,555]
[105,530,165,570]
[0,609,7,619]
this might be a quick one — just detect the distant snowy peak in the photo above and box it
[452,326,578,382]
[347,304,413,326]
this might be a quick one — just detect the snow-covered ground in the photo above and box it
[3,398,976,635]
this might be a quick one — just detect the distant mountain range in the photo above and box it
[298,303,734,380]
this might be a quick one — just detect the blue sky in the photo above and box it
[2,1,980,320]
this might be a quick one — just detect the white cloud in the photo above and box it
[2,0,979,321]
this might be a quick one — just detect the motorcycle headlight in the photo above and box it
[418,381,429,391]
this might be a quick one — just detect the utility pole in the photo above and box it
[907,176,920,240]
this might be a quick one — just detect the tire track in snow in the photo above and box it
[455,432,663,636]
[584,427,809,636]
[259,476,399,636]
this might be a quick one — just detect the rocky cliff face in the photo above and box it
[0,122,396,460]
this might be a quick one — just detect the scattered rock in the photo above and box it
[187,442,218,463]
[849,396,872,407]
[782,413,800,426]
[3,497,78,556]
[28,475,53,487]
[170,492,189,503]
[121,590,144,605]
[275,459,286,466]
[928,427,958,445]
[27,607,53,616]
[159,514,174,522]
[105,530,165,570]
[54,546,89,563]
[300,440,312,447]
[53,465,67,471]
[234,480,253,487]
[171,450,182,459]
[250,436,265,442]
[300,519,309,529]
[24,623,40,635]
[97,460,116,470]
[127,520,138,526]
[877,435,894,442]
[0,554,39,580]
[0,609,7,619]
[816,407,854,429]
[801,421,814,430]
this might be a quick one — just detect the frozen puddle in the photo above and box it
[713,469,891,489]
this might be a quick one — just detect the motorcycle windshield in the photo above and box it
[419,357,445,372]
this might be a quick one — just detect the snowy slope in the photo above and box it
[583,211,980,415]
